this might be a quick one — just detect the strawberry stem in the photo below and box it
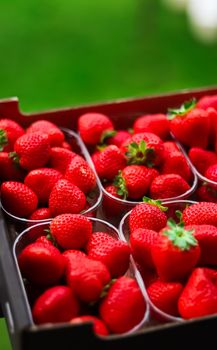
[167,98,197,120]
[0,129,8,151]
[113,170,128,200]
[142,196,168,212]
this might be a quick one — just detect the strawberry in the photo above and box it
[48,147,77,174]
[63,250,110,303]
[61,141,72,150]
[182,202,217,226]
[107,130,131,148]
[151,220,200,281]
[197,94,217,110]
[70,315,109,336]
[129,228,159,270]
[65,155,96,194]
[133,114,170,140]
[188,147,217,175]
[78,113,114,145]
[49,179,86,216]
[122,132,164,167]
[24,168,63,204]
[50,214,92,250]
[12,133,51,171]
[163,141,179,154]
[207,108,217,146]
[168,99,210,149]
[99,276,146,334]
[0,119,24,152]
[92,145,126,181]
[161,151,192,183]
[114,165,158,200]
[32,286,79,325]
[205,164,217,187]
[178,267,217,319]
[26,120,64,146]
[27,208,52,238]
[129,200,168,233]
[28,207,52,221]
[18,241,65,286]
[0,152,25,181]
[1,181,38,217]
[150,174,190,200]
[102,184,124,217]
[36,235,53,246]
[196,184,217,203]
[147,280,183,317]
[86,232,131,277]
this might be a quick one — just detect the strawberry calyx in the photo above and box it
[142,196,168,212]
[125,140,154,167]
[100,130,117,144]
[113,170,128,200]
[162,219,197,251]
[0,129,8,151]
[100,278,116,299]
[44,229,58,247]
[8,151,20,165]
[167,98,197,120]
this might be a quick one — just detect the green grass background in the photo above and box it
[0,0,217,348]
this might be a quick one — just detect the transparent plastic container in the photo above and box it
[118,199,197,325]
[12,217,150,337]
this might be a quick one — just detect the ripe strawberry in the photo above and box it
[133,114,170,140]
[28,207,52,221]
[163,141,179,154]
[63,250,110,303]
[205,164,217,187]
[0,119,24,152]
[107,130,131,148]
[48,147,77,174]
[92,145,126,181]
[61,141,72,150]
[32,286,79,325]
[130,228,159,270]
[1,181,38,217]
[86,232,131,277]
[70,315,109,336]
[147,280,183,317]
[27,208,52,238]
[36,235,53,246]
[0,152,25,181]
[12,133,51,171]
[65,155,96,194]
[178,267,217,319]
[99,276,146,334]
[150,174,190,200]
[169,99,210,149]
[24,168,63,204]
[78,113,114,145]
[129,200,168,233]
[196,184,217,203]
[114,165,158,200]
[188,147,217,175]
[161,151,192,183]
[121,132,164,167]
[49,179,86,216]
[50,214,92,250]
[197,94,217,110]
[151,220,200,281]
[26,120,64,146]
[102,184,125,217]
[18,241,65,286]
[182,202,217,226]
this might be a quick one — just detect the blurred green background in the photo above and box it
[0,0,217,348]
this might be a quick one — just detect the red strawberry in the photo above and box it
[163,141,179,154]
[63,250,110,303]
[24,168,63,204]
[61,141,72,150]
[50,214,92,250]
[188,147,217,175]
[151,220,200,281]
[32,286,79,325]
[0,152,25,181]
[133,114,170,140]
[49,179,86,216]
[70,315,109,336]
[36,235,53,246]
[48,147,77,174]
[92,145,126,181]
[182,202,217,226]
[197,94,217,110]
[207,108,217,146]
[99,276,146,334]
[78,113,114,145]
[12,133,51,171]
[1,181,38,217]
[161,151,192,183]
[27,208,52,238]
[65,156,96,194]
[102,184,125,217]
[169,99,210,149]
[28,207,52,221]
[26,120,64,146]
[130,228,159,270]
[114,165,158,200]
[86,232,131,277]
[18,241,65,286]
[205,164,217,187]
[150,174,190,200]
[178,267,217,319]
[196,184,217,203]
[129,200,168,233]
[107,130,131,148]
[147,280,183,317]
[0,119,24,152]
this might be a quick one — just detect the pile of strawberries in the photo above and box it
[126,199,217,319]
[0,119,98,221]
[17,213,147,336]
